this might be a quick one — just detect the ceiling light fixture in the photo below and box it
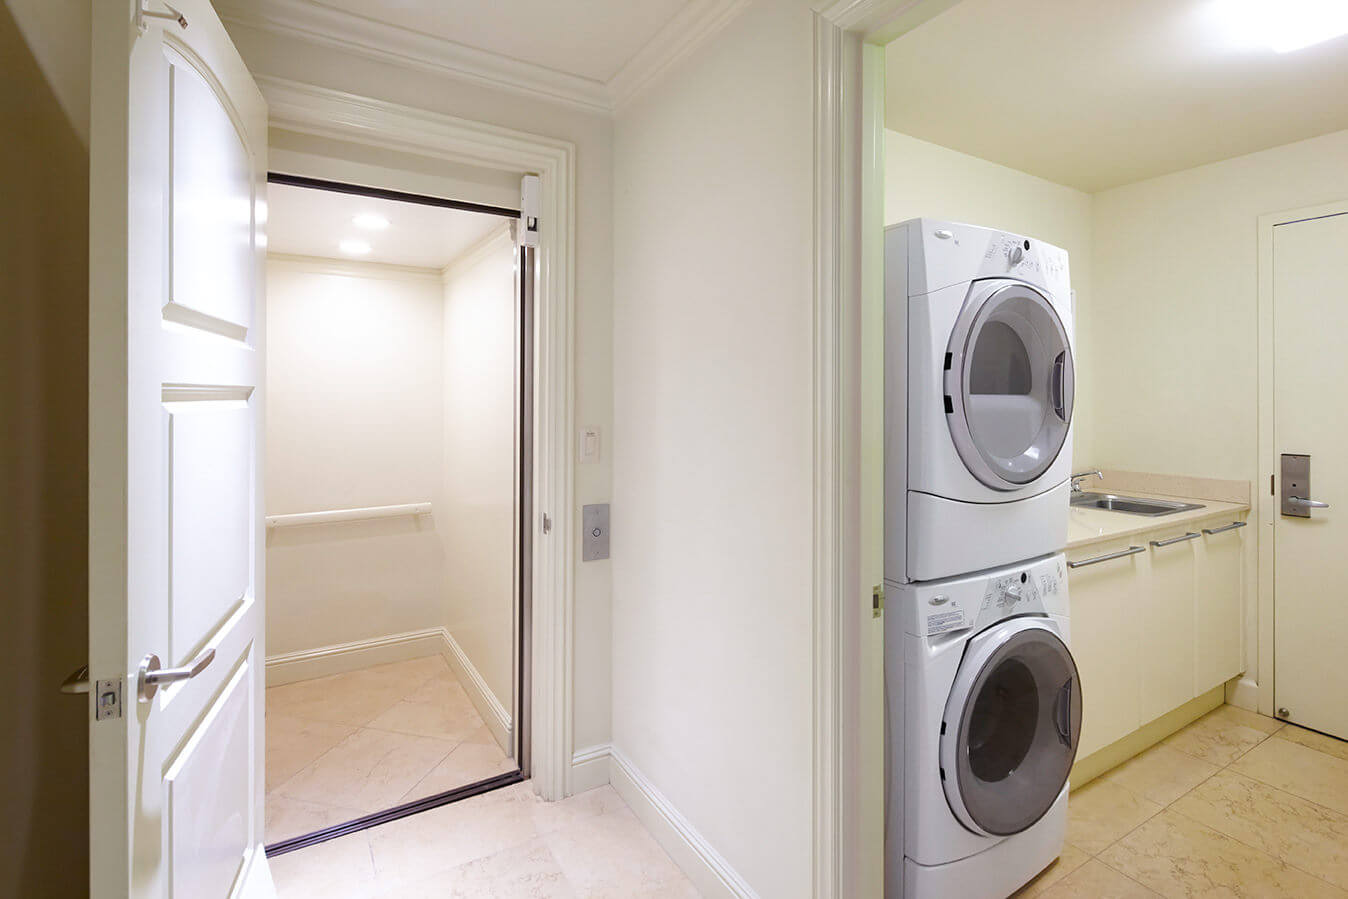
[352,213,390,230]
[339,238,371,256]
[1214,0,1348,52]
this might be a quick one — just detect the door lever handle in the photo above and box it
[138,648,215,701]
[60,665,90,695]
[1288,496,1330,509]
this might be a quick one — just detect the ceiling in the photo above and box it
[885,0,1348,192]
[267,182,507,269]
[271,0,687,83]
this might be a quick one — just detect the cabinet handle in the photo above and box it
[1068,545,1145,568]
[1150,532,1200,548]
[1202,521,1247,536]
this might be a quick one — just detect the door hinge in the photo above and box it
[542,513,552,534]
[520,175,540,249]
[872,584,885,618]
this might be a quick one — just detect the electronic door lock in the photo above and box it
[1281,454,1330,518]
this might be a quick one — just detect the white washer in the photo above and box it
[886,219,1076,582]
[885,553,1082,898]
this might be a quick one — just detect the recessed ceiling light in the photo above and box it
[339,238,371,256]
[1214,0,1348,52]
[352,213,390,230]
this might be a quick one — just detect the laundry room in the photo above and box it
[880,0,1348,895]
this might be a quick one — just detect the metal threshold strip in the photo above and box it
[264,769,525,857]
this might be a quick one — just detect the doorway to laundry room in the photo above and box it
[260,174,533,854]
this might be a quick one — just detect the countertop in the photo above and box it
[1067,490,1250,551]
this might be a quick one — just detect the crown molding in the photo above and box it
[608,0,750,112]
[216,0,612,115]
[216,0,750,117]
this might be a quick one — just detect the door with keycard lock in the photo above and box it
[1272,210,1345,741]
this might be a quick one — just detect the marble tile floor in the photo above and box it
[268,780,702,899]
[266,654,516,845]
[1016,704,1348,898]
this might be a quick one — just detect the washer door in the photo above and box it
[939,617,1082,837]
[944,282,1074,490]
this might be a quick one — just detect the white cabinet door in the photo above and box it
[1067,539,1146,758]
[88,3,271,897]
[1139,529,1196,724]
[1195,519,1246,695]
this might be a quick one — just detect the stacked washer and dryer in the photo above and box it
[884,220,1084,897]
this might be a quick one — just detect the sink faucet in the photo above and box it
[1070,470,1104,493]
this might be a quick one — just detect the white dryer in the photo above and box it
[885,553,1082,898]
[886,219,1076,582]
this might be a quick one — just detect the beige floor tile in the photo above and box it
[366,680,484,743]
[367,784,544,882]
[1231,735,1348,817]
[266,656,446,727]
[274,727,454,813]
[1100,809,1347,898]
[1012,843,1091,897]
[525,783,633,837]
[1173,770,1348,890]
[1101,743,1220,806]
[369,836,576,899]
[404,738,516,801]
[269,831,377,899]
[1278,724,1348,763]
[1039,859,1160,898]
[265,792,365,845]
[543,804,690,899]
[1163,706,1281,766]
[266,714,358,792]
[1067,779,1164,854]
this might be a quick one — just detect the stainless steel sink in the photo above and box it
[1069,492,1205,516]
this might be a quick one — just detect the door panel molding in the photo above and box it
[1256,199,1348,720]
[258,76,577,801]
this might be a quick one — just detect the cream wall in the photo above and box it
[1,4,90,896]
[1089,126,1348,684]
[440,228,518,712]
[611,1,815,895]
[228,21,615,752]
[265,258,447,654]
[885,130,1096,465]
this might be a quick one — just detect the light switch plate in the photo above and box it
[579,426,601,464]
[582,503,609,561]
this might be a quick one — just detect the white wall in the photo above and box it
[440,227,518,712]
[229,21,615,753]
[265,258,446,654]
[885,130,1096,465]
[611,1,815,895]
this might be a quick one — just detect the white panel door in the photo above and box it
[88,2,271,897]
[1273,210,1348,742]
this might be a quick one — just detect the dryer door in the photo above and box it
[939,617,1082,837]
[945,282,1073,490]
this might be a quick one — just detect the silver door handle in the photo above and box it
[1068,545,1145,568]
[138,648,215,701]
[1288,496,1330,509]
[60,665,90,695]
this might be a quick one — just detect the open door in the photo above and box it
[88,2,271,896]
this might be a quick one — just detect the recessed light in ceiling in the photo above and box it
[339,238,372,256]
[352,213,390,230]
[1214,0,1348,52]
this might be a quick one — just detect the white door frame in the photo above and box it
[812,2,962,895]
[260,76,577,801]
[1254,198,1348,721]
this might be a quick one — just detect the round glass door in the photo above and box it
[939,619,1081,837]
[944,283,1073,490]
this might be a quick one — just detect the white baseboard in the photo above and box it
[264,627,447,686]
[440,627,512,753]
[265,627,513,755]
[1227,675,1260,712]
[609,748,758,899]
[569,743,613,795]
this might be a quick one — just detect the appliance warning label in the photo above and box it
[927,608,968,636]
